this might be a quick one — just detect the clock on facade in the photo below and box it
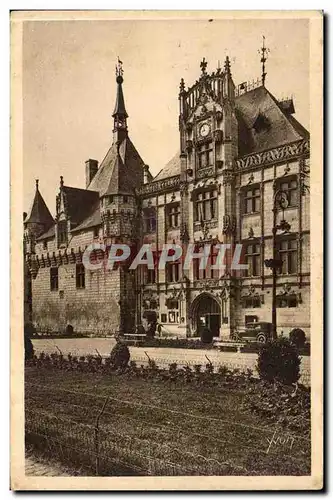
[199,123,210,137]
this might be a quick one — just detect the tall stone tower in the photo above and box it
[23,180,54,323]
[178,56,239,337]
[87,60,146,333]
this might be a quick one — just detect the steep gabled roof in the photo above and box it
[153,152,181,181]
[25,182,54,228]
[62,186,99,225]
[235,85,309,156]
[87,136,145,196]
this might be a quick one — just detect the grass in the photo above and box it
[25,366,310,476]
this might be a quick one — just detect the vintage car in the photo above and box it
[231,321,273,343]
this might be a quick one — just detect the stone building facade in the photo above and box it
[24,56,310,338]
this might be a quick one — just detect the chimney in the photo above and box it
[85,159,98,187]
[143,164,150,185]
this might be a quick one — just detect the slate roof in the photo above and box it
[25,186,54,228]
[36,225,55,241]
[62,186,99,225]
[153,152,181,181]
[71,203,101,233]
[235,86,309,156]
[153,86,309,181]
[87,136,145,196]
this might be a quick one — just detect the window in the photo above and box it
[276,177,298,207]
[242,295,261,308]
[76,263,85,289]
[161,313,167,323]
[146,269,156,284]
[93,226,99,238]
[123,196,128,203]
[277,294,298,308]
[166,299,179,310]
[143,207,156,233]
[278,239,297,274]
[193,246,219,280]
[166,262,180,283]
[197,142,213,169]
[195,189,218,222]
[166,204,180,228]
[109,195,114,204]
[245,315,258,325]
[243,186,260,214]
[245,243,261,277]
[43,240,48,250]
[50,267,58,291]
[58,221,67,247]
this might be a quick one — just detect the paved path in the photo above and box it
[31,337,310,386]
[25,456,70,476]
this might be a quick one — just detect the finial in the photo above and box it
[179,78,185,92]
[200,57,208,75]
[258,35,270,86]
[115,56,124,84]
[35,179,39,190]
[60,175,64,187]
[224,55,231,74]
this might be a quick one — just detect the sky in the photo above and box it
[23,17,309,214]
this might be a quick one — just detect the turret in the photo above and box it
[24,179,54,254]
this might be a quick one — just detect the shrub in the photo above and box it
[257,337,301,385]
[24,338,34,360]
[24,323,36,337]
[110,341,130,370]
[289,328,306,348]
[200,327,213,344]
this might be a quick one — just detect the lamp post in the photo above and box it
[264,190,291,340]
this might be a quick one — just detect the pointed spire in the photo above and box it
[25,181,53,228]
[200,57,208,76]
[224,55,231,75]
[112,58,128,123]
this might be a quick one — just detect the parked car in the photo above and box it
[232,321,273,343]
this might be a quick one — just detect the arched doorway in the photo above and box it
[191,293,221,337]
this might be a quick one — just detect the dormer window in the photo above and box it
[253,112,270,133]
[57,221,67,247]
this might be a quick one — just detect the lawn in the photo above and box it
[25,366,310,476]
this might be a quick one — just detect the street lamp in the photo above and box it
[264,190,291,340]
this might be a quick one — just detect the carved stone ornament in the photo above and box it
[215,110,223,122]
[222,168,235,186]
[222,214,236,235]
[236,139,309,170]
[196,167,214,179]
[136,175,180,196]
[214,129,223,143]
[186,139,193,152]
[186,122,193,133]
[248,226,254,238]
